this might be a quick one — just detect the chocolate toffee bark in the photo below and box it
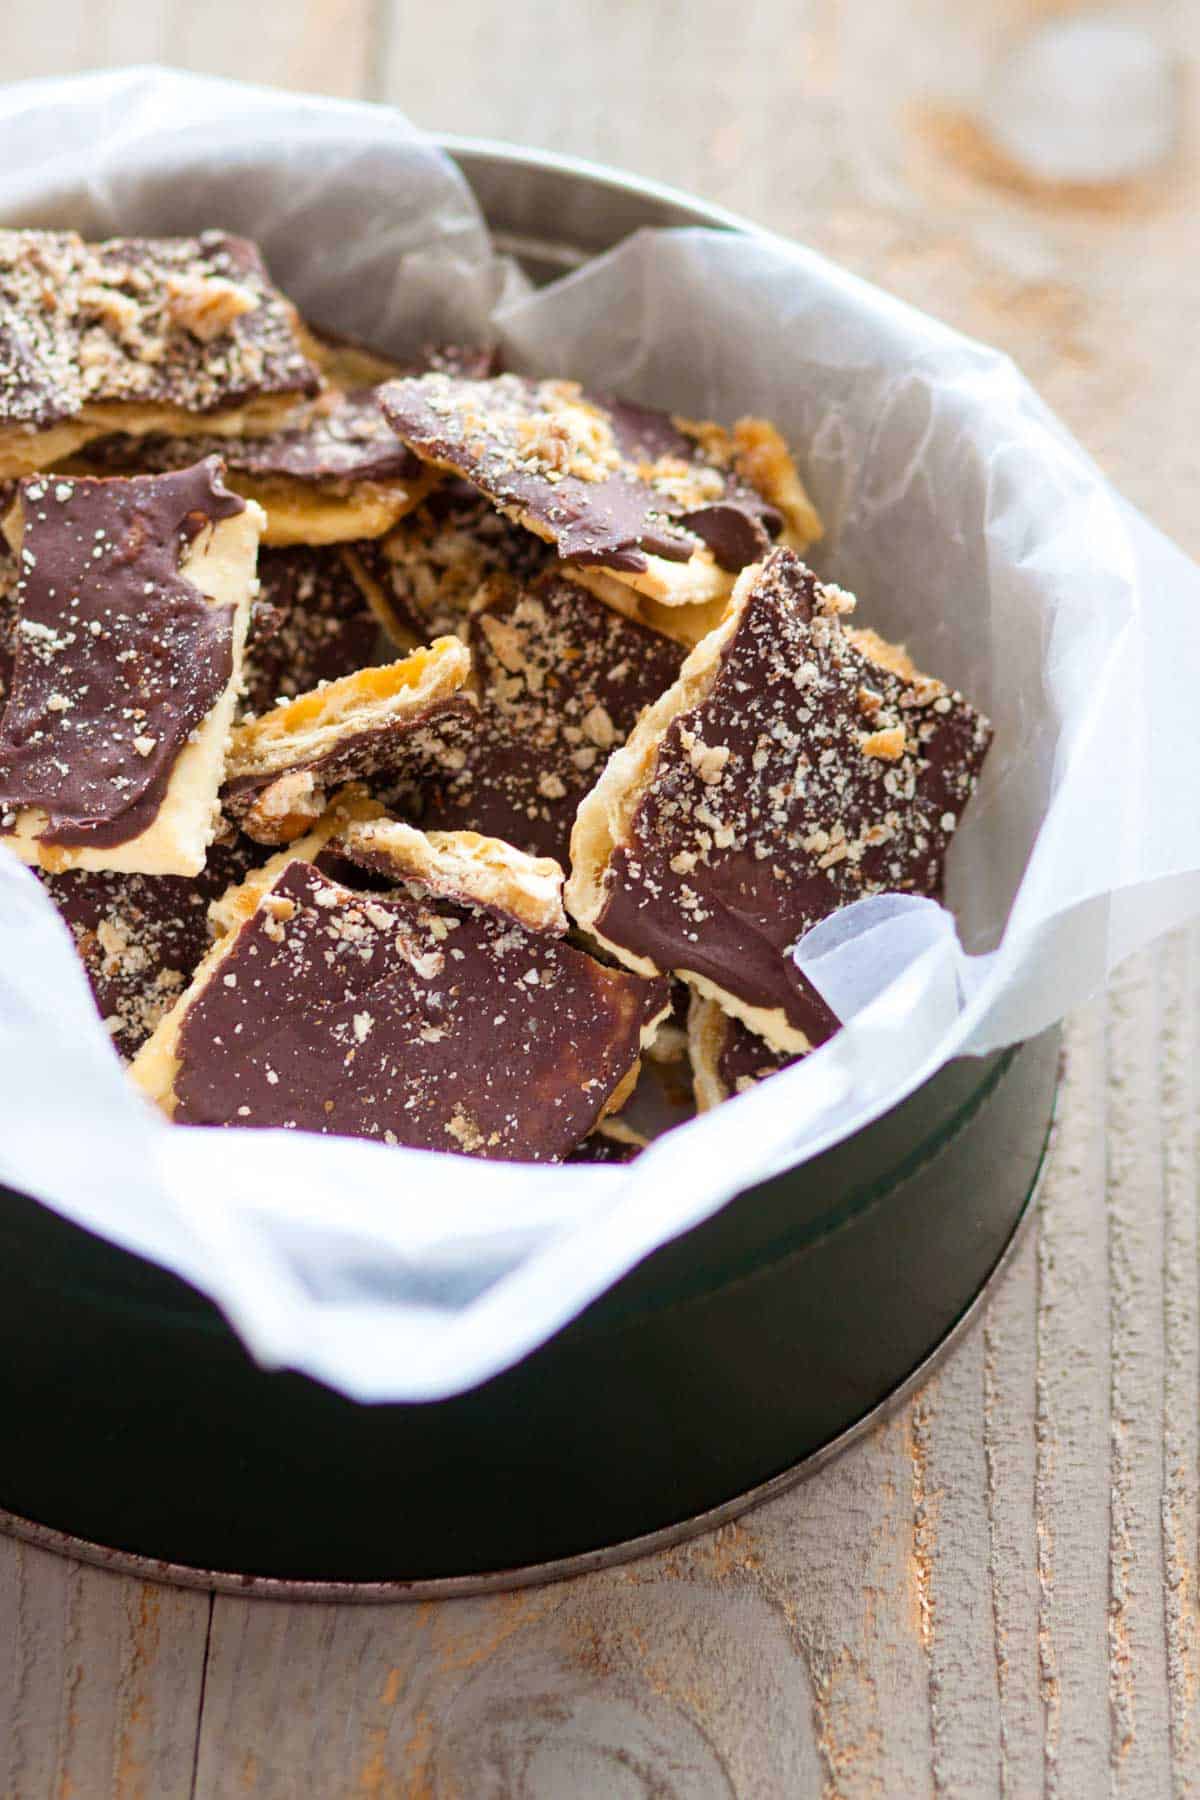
[379,373,820,608]
[72,386,439,548]
[0,538,16,704]
[300,330,495,395]
[222,636,475,844]
[567,547,993,1055]
[38,832,258,1060]
[0,460,262,876]
[206,788,384,934]
[132,819,670,1162]
[566,1121,645,1164]
[398,572,684,863]
[354,481,734,655]
[350,483,555,648]
[241,545,384,719]
[689,995,800,1112]
[0,230,320,476]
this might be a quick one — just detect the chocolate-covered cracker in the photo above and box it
[300,329,495,394]
[205,788,385,935]
[241,545,383,719]
[351,483,555,647]
[72,386,438,548]
[566,1123,645,1164]
[399,572,684,863]
[356,481,733,655]
[222,636,475,844]
[379,373,819,607]
[0,537,16,704]
[567,547,992,1055]
[689,995,800,1111]
[38,832,258,1060]
[132,820,669,1162]
[0,460,262,876]
[0,229,320,476]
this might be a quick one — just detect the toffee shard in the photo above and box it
[0,228,320,474]
[568,546,993,1055]
[689,994,801,1112]
[37,833,258,1060]
[70,386,437,548]
[241,545,384,719]
[379,372,810,602]
[400,572,685,863]
[354,482,555,647]
[132,826,669,1162]
[0,458,261,875]
[221,636,476,845]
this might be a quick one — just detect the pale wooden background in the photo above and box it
[1,3,1197,1795]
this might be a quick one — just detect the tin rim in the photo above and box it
[437,131,759,241]
[0,1120,1050,1602]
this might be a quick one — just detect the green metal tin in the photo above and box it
[0,143,1058,1595]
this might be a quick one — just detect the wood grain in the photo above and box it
[0,2,1196,1794]
[0,1540,211,1798]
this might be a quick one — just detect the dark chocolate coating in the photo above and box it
[595,548,992,1045]
[80,388,422,490]
[407,574,684,862]
[0,542,16,705]
[241,546,383,718]
[37,833,258,1060]
[380,374,782,575]
[566,1131,642,1165]
[363,482,554,644]
[0,229,319,433]
[716,1012,799,1096]
[172,858,664,1163]
[222,695,478,826]
[0,459,245,849]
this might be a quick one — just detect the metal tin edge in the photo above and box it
[436,132,759,236]
[0,1110,1053,1603]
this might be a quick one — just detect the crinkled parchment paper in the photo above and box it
[0,67,1197,1400]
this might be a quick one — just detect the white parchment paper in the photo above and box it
[0,66,1197,1401]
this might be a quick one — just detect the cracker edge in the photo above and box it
[1,494,265,877]
[565,556,820,1058]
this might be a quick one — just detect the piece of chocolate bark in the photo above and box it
[38,831,259,1060]
[566,1122,645,1164]
[299,330,495,395]
[132,819,670,1162]
[222,636,475,843]
[393,572,684,863]
[688,995,800,1111]
[241,545,384,719]
[0,229,320,476]
[0,459,262,875]
[351,483,555,647]
[0,537,16,705]
[70,386,438,548]
[379,373,820,608]
[567,547,993,1055]
[355,482,736,655]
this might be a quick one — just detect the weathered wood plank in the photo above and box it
[165,0,374,99]
[981,1220,1043,1796]
[0,1538,210,1800]
[920,1328,1002,1796]
[0,0,372,97]
[1034,999,1111,1795]
[1158,925,1200,1794]
[1106,950,1172,1793]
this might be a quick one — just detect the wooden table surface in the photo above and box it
[3,4,1198,1794]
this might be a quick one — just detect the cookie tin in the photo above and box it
[0,140,1059,1595]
